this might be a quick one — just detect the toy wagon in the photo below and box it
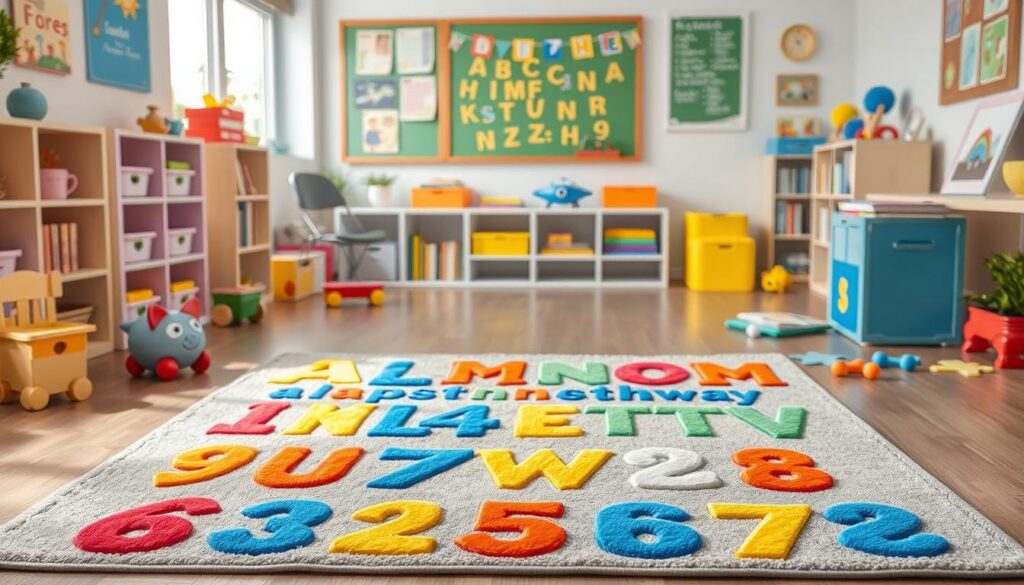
[323,282,385,307]
[0,271,96,411]
[210,285,266,327]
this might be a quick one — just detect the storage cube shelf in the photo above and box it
[110,130,209,349]
[763,155,812,282]
[334,208,669,288]
[0,117,115,357]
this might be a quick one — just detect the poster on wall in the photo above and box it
[941,91,1024,195]
[668,13,749,131]
[941,0,1020,105]
[83,0,152,92]
[11,0,72,75]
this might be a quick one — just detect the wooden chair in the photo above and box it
[0,271,95,411]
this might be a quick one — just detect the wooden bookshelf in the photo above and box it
[763,155,812,282]
[108,130,210,349]
[0,117,114,358]
[204,144,272,292]
[808,140,932,296]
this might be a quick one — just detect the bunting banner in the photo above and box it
[451,28,641,60]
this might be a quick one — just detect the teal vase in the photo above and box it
[6,82,48,120]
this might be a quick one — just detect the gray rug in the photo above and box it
[0,353,1021,578]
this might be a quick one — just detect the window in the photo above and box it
[167,0,276,141]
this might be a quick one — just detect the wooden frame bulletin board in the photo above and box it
[340,16,643,164]
[940,0,1020,105]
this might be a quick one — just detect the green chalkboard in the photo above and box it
[342,23,442,162]
[668,15,748,131]
[448,18,642,161]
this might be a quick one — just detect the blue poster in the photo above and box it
[84,0,151,92]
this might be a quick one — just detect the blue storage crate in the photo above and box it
[829,213,966,345]
[765,137,827,155]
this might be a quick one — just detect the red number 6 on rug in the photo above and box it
[73,497,222,554]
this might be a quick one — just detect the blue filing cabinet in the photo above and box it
[829,213,965,345]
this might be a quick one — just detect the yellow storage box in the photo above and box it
[471,232,530,256]
[272,254,317,302]
[685,212,749,239]
[685,212,755,292]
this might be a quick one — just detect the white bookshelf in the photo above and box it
[333,208,669,289]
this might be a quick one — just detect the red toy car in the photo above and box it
[323,282,385,307]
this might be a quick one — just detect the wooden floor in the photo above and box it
[0,285,1021,585]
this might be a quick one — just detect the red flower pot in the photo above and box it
[961,305,1024,368]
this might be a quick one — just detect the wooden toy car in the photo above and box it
[0,271,96,411]
[210,285,266,327]
[323,282,385,307]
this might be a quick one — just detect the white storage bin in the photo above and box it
[123,231,157,263]
[121,166,155,197]
[167,227,197,257]
[339,241,398,281]
[123,295,161,324]
[169,287,199,311]
[0,249,22,276]
[166,169,196,197]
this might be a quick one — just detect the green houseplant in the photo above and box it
[962,252,1024,368]
[364,173,397,208]
[0,10,17,80]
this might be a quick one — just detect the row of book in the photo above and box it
[408,235,461,281]
[603,228,657,255]
[776,166,811,195]
[238,203,254,247]
[817,150,854,195]
[774,201,808,235]
[42,222,79,274]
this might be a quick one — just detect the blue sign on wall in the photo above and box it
[84,0,151,92]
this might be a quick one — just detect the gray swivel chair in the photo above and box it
[289,172,389,280]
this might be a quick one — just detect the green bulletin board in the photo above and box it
[668,14,748,131]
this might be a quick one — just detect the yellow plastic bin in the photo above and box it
[685,212,755,292]
[471,232,530,256]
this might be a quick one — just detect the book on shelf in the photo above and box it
[817,207,830,242]
[238,203,253,247]
[774,201,808,235]
[776,166,810,195]
[408,234,461,281]
[42,222,79,274]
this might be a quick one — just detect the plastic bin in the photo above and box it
[123,295,162,324]
[123,231,157,263]
[167,227,197,257]
[0,249,22,276]
[121,167,155,197]
[169,286,199,311]
[411,187,472,208]
[602,186,657,208]
[166,169,196,197]
[471,232,530,256]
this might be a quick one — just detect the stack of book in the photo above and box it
[479,195,524,208]
[775,201,808,235]
[408,234,461,281]
[837,201,949,216]
[603,228,657,255]
[776,166,810,194]
[540,233,593,256]
[185,107,245,143]
[42,222,79,273]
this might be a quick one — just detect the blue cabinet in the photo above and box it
[829,213,965,345]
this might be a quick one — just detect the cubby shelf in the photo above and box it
[0,117,115,358]
[334,207,669,288]
[763,154,813,283]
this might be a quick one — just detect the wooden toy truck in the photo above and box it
[323,282,385,307]
[0,271,96,411]
[210,286,266,327]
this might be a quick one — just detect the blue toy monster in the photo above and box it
[120,298,211,381]
[532,178,592,208]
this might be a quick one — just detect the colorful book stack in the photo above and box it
[479,195,524,208]
[603,228,657,255]
[408,234,461,281]
[42,222,79,273]
[184,107,245,143]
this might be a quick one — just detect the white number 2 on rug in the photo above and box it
[624,447,722,490]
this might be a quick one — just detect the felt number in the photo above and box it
[594,502,702,559]
[208,500,332,556]
[593,119,610,141]
[367,448,476,489]
[418,405,500,437]
[153,444,258,487]
[707,503,812,559]
[254,446,364,488]
[623,447,722,490]
[824,502,950,558]
[455,501,566,558]
[74,497,222,554]
[732,448,834,492]
[207,402,291,435]
[329,500,443,555]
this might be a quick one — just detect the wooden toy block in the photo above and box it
[323,282,385,308]
[0,271,96,411]
[210,286,266,327]
[928,360,995,378]
[831,359,881,380]
[870,351,922,372]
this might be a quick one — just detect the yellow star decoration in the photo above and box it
[115,0,140,19]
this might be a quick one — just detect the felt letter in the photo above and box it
[329,501,443,555]
[729,390,761,406]
[154,445,258,487]
[269,387,303,399]
[455,501,566,558]
[615,362,690,386]
[409,389,437,400]
[692,362,786,386]
[654,406,724,437]
[443,360,527,386]
[478,449,613,490]
[208,500,332,555]
[733,448,834,492]
[538,361,609,385]
[308,383,333,399]
[707,503,812,559]
[624,447,722,490]
[369,360,432,386]
[74,498,222,554]
[269,360,361,385]
[701,390,732,402]
[583,406,651,436]
[594,502,702,559]
[653,389,696,401]
[419,405,501,437]
[367,448,476,489]
[824,502,950,558]
[617,385,653,401]
[725,406,806,439]
[283,404,376,436]
[330,387,364,400]
[365,389,407,403]
[471,388,508,400]
[515,388,550,401]
[367,405,431,437]
[514,405,582,437]
[555,389,586,401]
[207,402,291,435]
[254,446,364,488]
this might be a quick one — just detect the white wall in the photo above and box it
[0,0,171,129]
[319,0,859,277]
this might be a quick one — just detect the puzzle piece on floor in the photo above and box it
[928,360,995,378]
[789,352,848,367]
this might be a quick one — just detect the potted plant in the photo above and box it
[364,173,397,208]
[0,9,17,80]
[962,252,1024,368]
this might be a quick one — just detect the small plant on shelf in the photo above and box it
[39,148,61,169]
[962,252,1024,369]
[363,173,397,187]
[364,173,397,208]
[324,171,348,194]
[0,9,19,80]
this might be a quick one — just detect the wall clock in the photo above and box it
[781,24,816,61]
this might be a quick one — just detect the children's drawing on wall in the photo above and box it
[396,27,434,74]
[777,116,821,138]
[776,74,818,106]
[959,23,980,89]
[984,0,1009,19]
[943,92,1024,195]
[355,29,394,75]
[946,0,963,40]
[399,76,437,122]
[362,110,399,153]
[354,79,397,109]
[981,15,1009,83]
[12,0,72,75]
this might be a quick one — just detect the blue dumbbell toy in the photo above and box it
[871,351,921,372]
